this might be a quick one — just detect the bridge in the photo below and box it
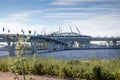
[46,32,120,48]
[0,33,120,56]
[48,36,120,46]
[0,34,68,56]
[48,36,120,41]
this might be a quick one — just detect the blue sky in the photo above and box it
[0,0,120,37]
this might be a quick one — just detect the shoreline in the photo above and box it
[0,47,120,51]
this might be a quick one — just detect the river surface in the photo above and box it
[0,49,120,60]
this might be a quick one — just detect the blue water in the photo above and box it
[0,49,120,60]
[0,51,8,56]
[37,49,120,60]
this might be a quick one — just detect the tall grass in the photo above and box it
[0,57,120,80]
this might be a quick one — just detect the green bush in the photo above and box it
[0,58,9,72]
[0,57,120,79]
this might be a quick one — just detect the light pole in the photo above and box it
[34,31,36,36]
[21,29,25,36]
[28,30,31,35]
[3,27,5,34]
[21,29,25,42]
[8,29,10,34]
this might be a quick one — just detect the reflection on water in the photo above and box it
[0,49,120,60]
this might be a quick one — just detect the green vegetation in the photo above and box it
[1,30,120,80]
[3,32,34,80]
[0,57,120,80]
[10,35,29,80]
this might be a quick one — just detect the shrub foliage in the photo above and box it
[0,57,120,80]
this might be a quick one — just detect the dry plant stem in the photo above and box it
[21,57,26,80]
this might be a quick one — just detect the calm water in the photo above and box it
[0,51,8,57]
[0,49,120,60]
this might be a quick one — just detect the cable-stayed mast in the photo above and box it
[75,26,81,35]
[69,25,73,33]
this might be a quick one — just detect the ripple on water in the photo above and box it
[37,49,120,60]
[0,49,120,60]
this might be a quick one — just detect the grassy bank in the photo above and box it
[0,56,120,80]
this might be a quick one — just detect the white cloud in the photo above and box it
[43,12,96,19]
[0,21,45,35]
[9,10,43,17]
[47,7,112,11]
[50,0,119,5]
[0,20,60,35]
[60,13,120,37]
[0,10,43,22]
[47,7,119,12]
[0,12,120,37]
[46,1,120,19]
[0,2,119,37]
